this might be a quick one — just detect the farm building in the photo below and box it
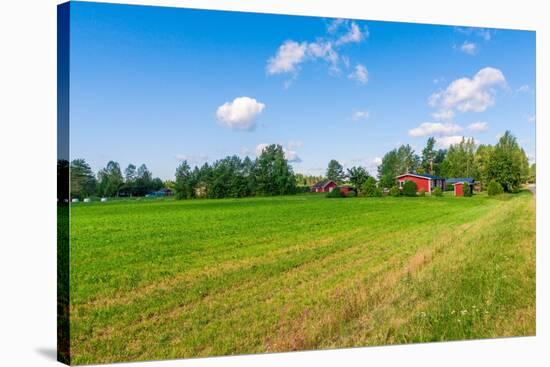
[395,173,446,193]
[446,177,480,192]
[337,185,354,196]
[311,179,338,193]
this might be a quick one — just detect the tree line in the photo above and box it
[377,130,531,192]
[66,130,533,200]
[70,159,165,199]
[174,144,297,199]
[320,130,532,194]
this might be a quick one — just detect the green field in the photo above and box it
[69,191,535,364]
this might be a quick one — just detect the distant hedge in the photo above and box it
[432,187,443,197]
[326,187,344,198]
[463,184,473,197]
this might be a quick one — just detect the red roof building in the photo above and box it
[395,173,446,194]
[311,179,338,193]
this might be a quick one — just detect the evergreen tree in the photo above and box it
[70,159,97,199]
[254,144,296,195]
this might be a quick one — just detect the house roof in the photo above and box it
[446,177,475,184]
[395,172,445,180]
[312,179,337,188]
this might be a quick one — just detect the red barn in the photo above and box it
[311,179,338,193]
[395,173,446,194]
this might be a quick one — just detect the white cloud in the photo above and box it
[460,41,477,55]
[429,67,506,113]
[255,143,269,157]
[336,22,367,45]
[455,27,493,41]
[216,97,266,131]
[347,156,382,176]
[435,136,477,149]
[352,110,370,121]
[283,149,301,163]
[431,109,455,121]
[478,29,493,41]
[409,122,462,137]
[517,84,530,93]
[348,64,368,84]
[327,18,346,34]
[467,121,489,132]
[307,41,339,70]
[267,20,369,84]
[255,143,301,163]
[266,41,308,75]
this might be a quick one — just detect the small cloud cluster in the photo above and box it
[516,84,531,93]
[455,27,494,41]
[408,120,486,148]
[266,19,369,85]
[429,67,506,113]
[460,41,477,55]
[409,122,462,137]
[346,156,382,176]
[435,136,467,149]
[467,121,488,132]
[352,110,370,121]
[348,64,369,84]
[216,96,266,131]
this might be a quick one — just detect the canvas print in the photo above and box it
[57,1,536,365]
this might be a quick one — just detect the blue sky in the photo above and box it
[69,1,536,180]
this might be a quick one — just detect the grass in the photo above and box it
[69,191,535,364]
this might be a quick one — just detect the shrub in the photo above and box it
[463,184,473,197]
[347,190,357,198]
[372,187,383,197]
[361,177,378,197]
[295,186,311,194]
[432,187,443,197]
[487,180,504,196]
[326,187,344,198]
[418,188,426,197]
[402,180,417,197]
[389,186,401,197]
[445,183,454,192]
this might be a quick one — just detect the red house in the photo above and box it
[395,173,446,194]
[311,179,338,193]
